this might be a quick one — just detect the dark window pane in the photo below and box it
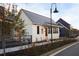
[48,27,51,34]
[37,26,39,34]
[53,27,58,33]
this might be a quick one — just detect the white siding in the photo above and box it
[32,25,46,42]
[20,11,60,42]
[48,27,59,39]
[53,27,59,39]
[20,11,32,35]
[32,25,60,42]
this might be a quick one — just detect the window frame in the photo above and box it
[53,27,58,33]
[48,27,51,34]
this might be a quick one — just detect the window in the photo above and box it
[45,28,48,36]
[48,27,51,34]
[37,26,39,34]
[53,27,58,33]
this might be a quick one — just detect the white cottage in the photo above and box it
[19,9,60,42]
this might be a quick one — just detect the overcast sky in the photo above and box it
[16,3,79,29]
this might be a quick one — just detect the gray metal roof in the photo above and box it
[21,9,57,25]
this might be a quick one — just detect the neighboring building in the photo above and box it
[56,18,71,37]
[19,9,60,42]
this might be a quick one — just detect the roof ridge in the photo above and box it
[58,18,70,25]
[20,9,56,25]
[21,9,51,19]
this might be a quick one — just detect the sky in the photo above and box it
[16,3,79,29]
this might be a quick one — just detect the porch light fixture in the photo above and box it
[53,3,59,13]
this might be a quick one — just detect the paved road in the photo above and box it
[51,36,79,56]
[55,42,79,56]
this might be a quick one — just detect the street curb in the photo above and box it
[41,41,78,56]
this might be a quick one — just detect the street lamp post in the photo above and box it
[50,3,59,42]
[50,3,53,42]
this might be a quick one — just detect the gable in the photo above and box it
[21,9,57,25]
[20,10,32,25]
[57,18,70,29]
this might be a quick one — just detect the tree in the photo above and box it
[1,21,13,36]
[0,4,13,56]
[4,3,25,41]
[0,5,14,37]
[13,12,26,41]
